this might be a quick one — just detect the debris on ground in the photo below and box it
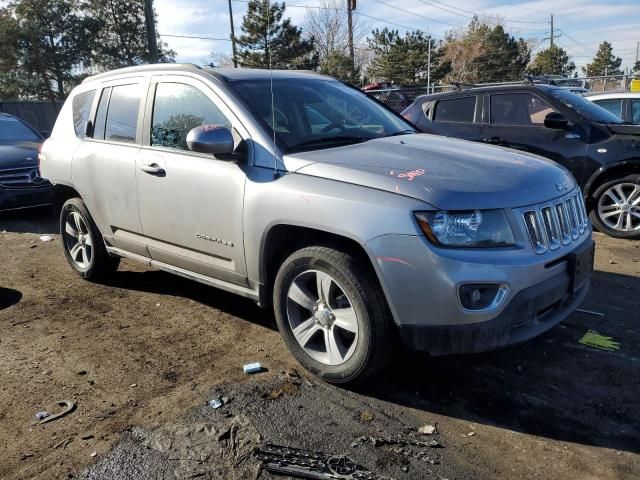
[35,400,76,425]
[35,411,50,421]
[53,438,73,449]
[262,381,300,400]
[39,235,53,242]
[360,411,374,422]
[578,330,621,351]
[418,424,437,435]
[90,451,97,457]
[254,443,395,480]
[355,435,443,449]
[243,362,262,374]
[467,432,476,437]
[576,308,605,317]
[208,396,233,409]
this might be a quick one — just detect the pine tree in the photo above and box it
[527,45,575,77]
[584,41,622,76]
[236,0,316,69]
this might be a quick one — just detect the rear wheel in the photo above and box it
[273,245,393,384]
[590,174,640,239]
[60,198,120,279]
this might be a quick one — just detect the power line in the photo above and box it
[161,34,232,41]
[415,0,548,25]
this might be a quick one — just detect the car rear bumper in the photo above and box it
[0,184,52,211]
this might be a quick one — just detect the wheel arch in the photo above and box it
[583,159,640,210]
[52,183,82,215]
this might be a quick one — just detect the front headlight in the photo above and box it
[415,210,515,247]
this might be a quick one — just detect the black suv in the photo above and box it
[402,84,640,239]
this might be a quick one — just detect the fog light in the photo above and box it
[459,283,508,311]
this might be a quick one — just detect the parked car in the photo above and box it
[402,84,640,239]
[584,91,640,124]
[41,65,593,384]
[0,113,51,212]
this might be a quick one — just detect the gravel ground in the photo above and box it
[1,208,639,480]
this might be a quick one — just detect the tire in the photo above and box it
[60,198,120,279]
[589,174,640,239]
[273,245,394,384]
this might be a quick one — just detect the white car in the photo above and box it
[584,91,640,124]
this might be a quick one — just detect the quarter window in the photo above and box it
[104,84,143,144]
[151,83,231,151]
[593,99,623,119]
[434,97,476,123]
[72,90,96,138]
[490,93,556,126]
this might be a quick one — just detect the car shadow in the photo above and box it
[358,268,640,454]
[0,207,57,234]
[0,288,22,311]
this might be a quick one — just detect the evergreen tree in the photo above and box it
[236,0,316,69]
[87,0,174,71]
[527,44,575,77]
[319,51,360,83]
[584,41,622,76]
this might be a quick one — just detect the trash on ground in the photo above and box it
[81,435,94,440]
[35,399,76,425]
[254,443,391,480]
[90,451,97,457]
[467,431,476,437]
[53,438,72,449]
[576,308,605,317]
[418,424,436,435]
[39,235,53,242]
[243,362,262,374]
[35,411,50,421]
[360,410,374,422]
[578,330,620,351]
[208,399,223,409]
[356,435,443,449]
[262,382,299,400]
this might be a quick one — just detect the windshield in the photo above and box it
[0,116,41,142]
[227,77,415,152]
[550,88,625,124]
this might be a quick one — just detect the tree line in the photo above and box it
[0,0,632,101]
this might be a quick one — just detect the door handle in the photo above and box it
[140,163,166,176]
[483,136,504,145]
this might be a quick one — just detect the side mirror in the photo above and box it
[544,112,569,130]
[83,120,93,138]
[186,125,234,155]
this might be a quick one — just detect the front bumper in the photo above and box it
[0,184,52,211]
[365,229,593,355]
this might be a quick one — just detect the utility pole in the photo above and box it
[427,37,431,93]
[347,0,355,70]
[635,41,639,71]
[228,0,238,67]
[144,0,159,63]
[543,14,560,48]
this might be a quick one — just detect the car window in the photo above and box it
[305,106,332,134]
[104,84,143,144]
[550,88,624,124]
[631,99,640,124]
[0,116,41,142]
[434,97,475,123]
[593,99,623,119]
[72,90,96,138]
[151,83,231,151]
[490,93,556,126]
[93,87,111,140]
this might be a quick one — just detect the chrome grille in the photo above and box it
[0,167,43,188]
[523,190,589,254]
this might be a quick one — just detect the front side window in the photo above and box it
[593,99,623,119]
[434,97,476,123]
[550,88,624,124]
[72,90,96,138]
[490,93,556,126]
[631,99,640,124]
[151,83,231,151]
[104,84,143,144]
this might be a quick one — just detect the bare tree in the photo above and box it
[210,52,235,68]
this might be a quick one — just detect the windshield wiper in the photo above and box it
[289,136,372,152]
[388,129,416,137]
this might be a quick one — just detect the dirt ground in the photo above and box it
[1,208,639,480]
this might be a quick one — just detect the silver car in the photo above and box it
[40,65,593,384]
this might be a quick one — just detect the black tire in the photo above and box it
[589,174,640,240]
[273,245,394,384]
[60,198,120,279]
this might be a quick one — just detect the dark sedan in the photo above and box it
[0,113,51,211]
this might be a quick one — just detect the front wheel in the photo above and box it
[273,246,393,384]
[589,174,640,239]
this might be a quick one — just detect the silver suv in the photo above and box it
[40,64,593,384]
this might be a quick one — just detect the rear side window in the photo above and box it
[151,83,231,151]
[632,99,640,124]
[104,84,143,144]
[490,93,556,126]
[434,97,475,123]
[593,99,623,119]
[72,90,95,138]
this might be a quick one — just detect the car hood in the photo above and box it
[283,134,576,210]
[0,141,41,169]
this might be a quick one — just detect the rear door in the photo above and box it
[72,79,148,257]
[419,95,483,141]
[481,91,587,173]
[135,75,250,285]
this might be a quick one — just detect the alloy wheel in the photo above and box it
[597,182,640,232]
[63,211,93,269]
[286,269,359,366]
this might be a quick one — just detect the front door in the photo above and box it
[135,76,249,286]
[481,92,587,176]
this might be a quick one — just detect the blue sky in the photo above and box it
[155,0,639,73]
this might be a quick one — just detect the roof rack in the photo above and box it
[523,75,558,86]
[82,63,203,83]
